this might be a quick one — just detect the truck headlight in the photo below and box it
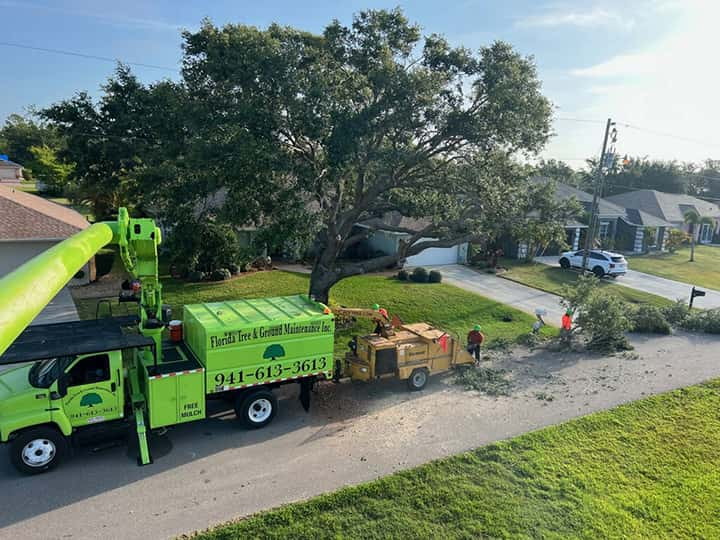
[360,367,368,373]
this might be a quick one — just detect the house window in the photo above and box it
[700,223,713,244]
[599,221,610,239]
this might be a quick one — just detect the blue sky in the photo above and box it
[1,0,716,165]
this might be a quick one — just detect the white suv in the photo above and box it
[558,249,628,278]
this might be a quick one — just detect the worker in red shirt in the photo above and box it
[467,324,484,362]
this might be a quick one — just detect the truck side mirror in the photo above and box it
[57,375,68,398]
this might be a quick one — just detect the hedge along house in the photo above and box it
[0,185,94,283]
[352,212,469,267]
[606,189,720,246]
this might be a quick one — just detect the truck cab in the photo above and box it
[0,317,153,473]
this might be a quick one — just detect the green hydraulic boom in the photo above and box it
[0,207,163,358]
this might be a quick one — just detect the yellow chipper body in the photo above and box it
[339,321,476,391]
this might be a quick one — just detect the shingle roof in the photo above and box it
[621,207,673,228]
[0,185,89,241]
[0,160,22,169]
[531,177,626,217]
[606,190,720,223]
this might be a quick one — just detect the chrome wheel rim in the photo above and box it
[248,398,272,423]
[22,438,56,467]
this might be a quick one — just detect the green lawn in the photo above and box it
[195,380,720,539]
[500,260,672,308]
[629,246,720,291]
[75,269,555,346]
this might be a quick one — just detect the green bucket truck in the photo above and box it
[0,208,334,474]
[0,208,471,475]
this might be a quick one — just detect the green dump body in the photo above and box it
[183,295,335,393]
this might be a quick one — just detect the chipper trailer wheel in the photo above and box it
[407,368,429,392]
[235,389,278,429]
[10,426,68,475]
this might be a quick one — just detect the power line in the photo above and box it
[617,121,720,150]
[0,41,179,73]
[555,116,606,125]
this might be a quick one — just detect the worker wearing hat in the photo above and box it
[467,324,484,362]
[372,303,390,334]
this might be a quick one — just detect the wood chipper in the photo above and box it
[333,307,475,390]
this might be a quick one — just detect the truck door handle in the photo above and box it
[111,382,117,392]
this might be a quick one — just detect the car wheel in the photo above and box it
[559,258,570,269]
[10,426,68,475]
[407,368,429,391]
[592,266,605,278]
[235,389,278,429]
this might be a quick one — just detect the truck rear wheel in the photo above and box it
[10,426,67,475]
[407,368,429,391]
[235,389,278,429]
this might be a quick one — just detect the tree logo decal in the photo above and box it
[80,392,103,407]
[263,344,286,361]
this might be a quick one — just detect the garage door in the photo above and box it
[405,244,460,267]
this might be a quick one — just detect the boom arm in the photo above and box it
[0,208,162,357]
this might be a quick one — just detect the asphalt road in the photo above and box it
[534,255,720,308]
[2,331,720,540]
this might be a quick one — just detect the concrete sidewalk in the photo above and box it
[430,264,565,323]
[535,256,720,309]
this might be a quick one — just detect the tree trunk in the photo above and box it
[690,224,696,262]
[308,263,340,305]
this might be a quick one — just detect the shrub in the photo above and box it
[629,304,671,334]
[188,270,205,282]
[228,263,241,275]
[576,292,633,351]
[428,270,442,283]
[210,268,232,281]
[665,229,689,253]
[397,269,409,281]
[410,267,429,283]
[166,217,239,275]
[682,309,720,334]
[661,300,690,326]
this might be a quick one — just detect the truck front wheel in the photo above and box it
[10,426,68,475]
[235,389,278,429]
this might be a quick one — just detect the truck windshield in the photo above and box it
[28,358,65,389]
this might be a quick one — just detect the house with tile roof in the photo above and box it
[0,185,94,283]
[605,190,720,245]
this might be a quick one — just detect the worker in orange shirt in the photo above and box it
[561,309,573,341]
[467,324,484,362]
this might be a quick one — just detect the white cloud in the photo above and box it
[516,6,634,30]
[547,1,720,163]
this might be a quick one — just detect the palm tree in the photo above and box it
[683,209,714,262]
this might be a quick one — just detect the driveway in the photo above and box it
[535,256,720,309]
[30,287,79,325]
[1,331,720,540]
[430,264,565,323]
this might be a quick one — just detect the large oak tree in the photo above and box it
[178,9,553,302]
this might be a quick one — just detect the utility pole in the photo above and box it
[581,118,615,274]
